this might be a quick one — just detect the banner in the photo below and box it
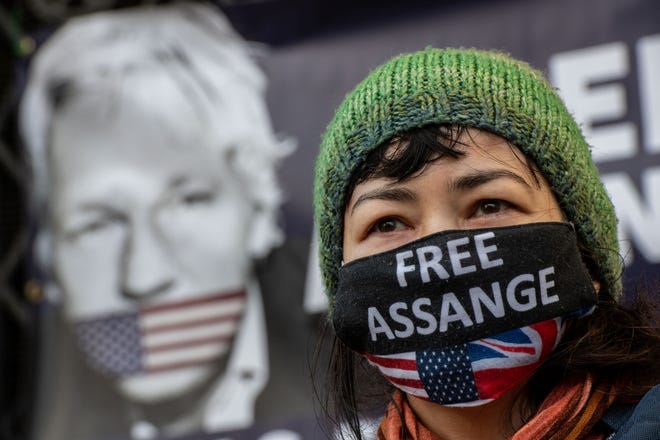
[17,0,659,439]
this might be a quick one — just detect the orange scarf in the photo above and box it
[378,377,616,440]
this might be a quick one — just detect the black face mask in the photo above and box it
[332,222,598,406]
[333,222,597,356]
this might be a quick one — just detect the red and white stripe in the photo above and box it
[139,290,246,373]
[365,352,429,400]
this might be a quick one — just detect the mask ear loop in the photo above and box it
[569,217,601,307]
[566,220,604,299]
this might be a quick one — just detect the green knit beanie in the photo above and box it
[314,47,622,308]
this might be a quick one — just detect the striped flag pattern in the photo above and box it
[74,290,246,377]
[365,318,564,405]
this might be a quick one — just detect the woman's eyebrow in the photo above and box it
[349,187,416,216]
[449,169,532,192]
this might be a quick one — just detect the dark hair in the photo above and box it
[345,124,542,201]
[317,124,660,440]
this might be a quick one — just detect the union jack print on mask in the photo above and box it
[365,317,565,406]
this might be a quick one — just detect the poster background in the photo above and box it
[0,0,658,439]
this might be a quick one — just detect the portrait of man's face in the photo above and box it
[18,6,293,435]
[47,87,255,402]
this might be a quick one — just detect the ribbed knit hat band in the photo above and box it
[314,48,621,307]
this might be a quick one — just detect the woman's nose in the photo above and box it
[419,212,459,237]
[121,220,176,301]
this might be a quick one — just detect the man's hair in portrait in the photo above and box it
[20,2,293,282]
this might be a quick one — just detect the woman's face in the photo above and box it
[343,129,564,263]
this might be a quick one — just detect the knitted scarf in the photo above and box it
[377,376,616,440]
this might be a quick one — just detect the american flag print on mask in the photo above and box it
[365,318,565,406]
[74,290,246,378]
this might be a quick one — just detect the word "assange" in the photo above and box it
[368,267,558,342]
[396,231,503,287]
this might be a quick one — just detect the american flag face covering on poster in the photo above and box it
[333,223,598,406]
[73,290,246,378]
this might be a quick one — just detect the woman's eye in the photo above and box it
[371,218,406,234]
[475,199,510,216]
